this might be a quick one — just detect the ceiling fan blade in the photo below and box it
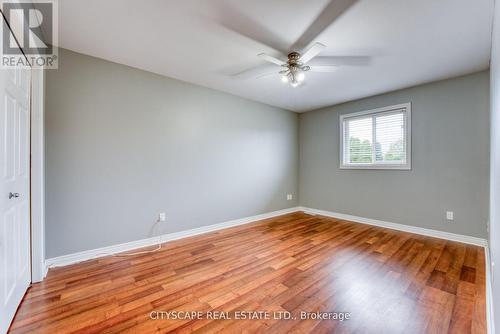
[309,56,371,66]
[308,65,338,72]
[258,53,286,66]
[211,1,289,54]
[292,0,358,50]
[256,72,279,79]
[300,42,326,63]
[232,64,279,79]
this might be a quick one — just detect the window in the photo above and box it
[340,103,411,170]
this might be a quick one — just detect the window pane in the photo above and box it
[375,112,405,163]
[341,104,410,169]
[346,117,373,164]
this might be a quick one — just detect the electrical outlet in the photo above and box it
[286,194,293,201]
[446,211,454,221]
[159,212,166,222]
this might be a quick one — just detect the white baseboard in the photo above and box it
[44,207,301,269]
[485,246,495,334]
[46,206,489,270]
[298,206,488,247]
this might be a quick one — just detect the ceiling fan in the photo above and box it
[257,42,337,87]
[217,0,368,87]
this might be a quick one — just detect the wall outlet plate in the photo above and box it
[446,211,454,221]
[286,194,293,201]
[159,212,166,222]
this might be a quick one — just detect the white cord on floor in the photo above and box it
[101,220,164,257]
[46,220,165,270]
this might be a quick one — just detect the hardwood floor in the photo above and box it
[9,212,486,333]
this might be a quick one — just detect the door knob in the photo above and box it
[8,192,19,199]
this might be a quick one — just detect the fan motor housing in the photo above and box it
[287,52,301,64]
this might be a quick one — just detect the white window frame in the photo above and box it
[339,102,411,170]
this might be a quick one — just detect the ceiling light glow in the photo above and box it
[297,72,305,82]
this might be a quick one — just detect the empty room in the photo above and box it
[1,0,500,333]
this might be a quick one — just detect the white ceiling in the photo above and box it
[57,0,494,112]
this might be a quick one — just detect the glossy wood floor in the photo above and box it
[10,212,486,333]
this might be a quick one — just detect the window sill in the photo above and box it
[339,164,411,170]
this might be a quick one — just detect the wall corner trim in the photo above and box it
[485,244,495,334]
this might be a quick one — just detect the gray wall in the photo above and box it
[45,48,299,258]
[490,0,500,330]
[46,48,490,259]
[299,71,490,238]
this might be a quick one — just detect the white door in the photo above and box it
[0,50,31,334]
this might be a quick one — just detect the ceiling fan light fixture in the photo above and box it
[254,42,342,87]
